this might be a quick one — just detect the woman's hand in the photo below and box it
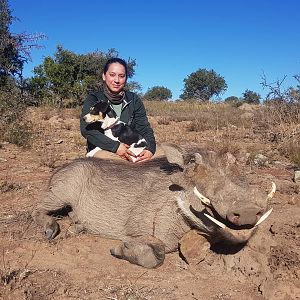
[116,143,132,161]
[117,144,154,163]
[116,143,138,162]
[135,149,153,163]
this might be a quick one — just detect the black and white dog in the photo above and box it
[83,102,147,161]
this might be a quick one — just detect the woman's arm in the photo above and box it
[130,94,156,155]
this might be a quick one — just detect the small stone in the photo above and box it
[294,170,300,182]
[251,153,269,167]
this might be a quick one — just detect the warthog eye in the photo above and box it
[256,211,263,217]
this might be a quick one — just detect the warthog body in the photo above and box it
[33,144,274,268]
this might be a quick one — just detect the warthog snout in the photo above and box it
[226,206,264,227]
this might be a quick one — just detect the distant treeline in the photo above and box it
[1,0,299,107]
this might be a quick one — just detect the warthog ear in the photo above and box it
[161,143,185,167]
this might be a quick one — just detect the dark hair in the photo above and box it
[103,58,128,77]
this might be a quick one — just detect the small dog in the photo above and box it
[83,102,147,161]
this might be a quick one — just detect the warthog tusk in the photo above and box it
[193,187,211,206]
[204,208,273,229]
[203,213,226,229]
[176,195,206,231]
[267,182,276,200]
[255,208,273,227]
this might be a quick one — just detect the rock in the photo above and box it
[250,153,270,167]
[294,170,300,182]
[275,180,299,195]
[179,230,210,265]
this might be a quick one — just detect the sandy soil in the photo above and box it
[0,107,299,300]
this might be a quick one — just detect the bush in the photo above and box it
[224,96,242,107]
[0,91,33,147]
[242,89,261,104]
[288,143,300,166]
[143,86,172,101]
[3,121,33,147]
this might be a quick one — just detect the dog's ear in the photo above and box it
[95,101,109,113]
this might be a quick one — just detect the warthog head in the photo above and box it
[162,144,275,246]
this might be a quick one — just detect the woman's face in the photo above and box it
[102,62,127,94]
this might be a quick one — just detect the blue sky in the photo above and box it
[10,0,300,100]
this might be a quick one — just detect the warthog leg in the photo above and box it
[32,208,59,240]
[110,236,166,268]
[32,191,65,240]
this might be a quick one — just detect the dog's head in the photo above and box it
[83,102,110,124]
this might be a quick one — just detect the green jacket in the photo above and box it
[80,90,156,154]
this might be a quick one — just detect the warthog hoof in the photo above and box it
[110,241,165,268]
[45,221,59,240]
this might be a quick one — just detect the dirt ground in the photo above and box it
[0,107,299,300]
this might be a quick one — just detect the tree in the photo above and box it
[0,0,45,90]
[261,73,300,104]
[242,89,261,104]
[224,96,239,103]
[224,96,242,107]
[180,68,227,101]
[125,81,142,95]
[143,86,172,101]
[28,46,137,106]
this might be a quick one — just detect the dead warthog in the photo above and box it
[32,144,275,268]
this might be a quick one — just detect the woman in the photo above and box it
[80,57,156,163]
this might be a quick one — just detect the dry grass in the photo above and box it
[1,96,300,166]
[257,103,300,164]
[145,101,253,130]
[0,92,34,148]
[0,181,23,193]
[3,121,33,148]
[145,100,300,164]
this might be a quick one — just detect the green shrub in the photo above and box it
[224,96,242,107]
